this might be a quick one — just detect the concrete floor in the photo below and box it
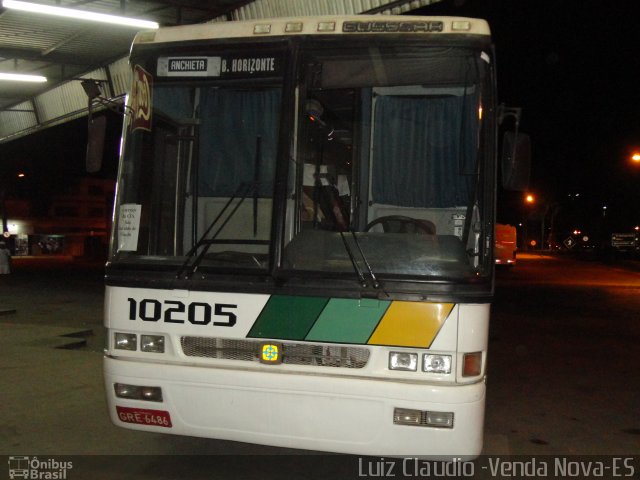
[1,255,638,479]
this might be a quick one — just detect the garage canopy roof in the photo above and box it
[0,0,437,143]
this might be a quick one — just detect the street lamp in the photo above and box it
[631,152,640,163]
[522,193,537,250]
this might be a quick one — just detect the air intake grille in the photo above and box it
[181,337,370,369]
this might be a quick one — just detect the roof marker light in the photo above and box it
[2,0,159,29]
[285,22,303,33]
[452,20,471,31]
[317,21,336,32]
[253,23,271,34]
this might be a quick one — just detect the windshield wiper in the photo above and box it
[350,231,381,290]
[176,181,254,279]
[339,232,367,287]
[339,231,386,295]
[177,136,266,278]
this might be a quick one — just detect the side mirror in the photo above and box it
[501,131,531,191]
[86,115,106,173]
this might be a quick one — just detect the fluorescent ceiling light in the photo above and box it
[2,0,159,29]
[0,72,47,82]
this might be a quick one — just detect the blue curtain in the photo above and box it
[198,88,281,197]
[371,94,477,208]
[154,87,194,120]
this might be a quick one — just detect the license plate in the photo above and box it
[116,406,172,428]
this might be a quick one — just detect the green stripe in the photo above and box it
[305,298,390,344]
[248,295,328,340]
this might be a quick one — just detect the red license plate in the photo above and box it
[116,406,172,428]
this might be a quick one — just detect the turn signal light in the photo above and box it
[462,352,482,377]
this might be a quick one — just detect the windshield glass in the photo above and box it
[111,48,283,271]
[110,42,494,283]
[282,45,493,281]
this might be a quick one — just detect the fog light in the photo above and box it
[389,352,418,371]
[393,408,421,426]
[423,354,452,374]
[114,333,137,351]
[114,383,163,402]
[140,386,163,402]
[114,383,137,399]
[393,408,454,429]
[425,411,454,428]
[462,352,482,377]
[141,335,165,353]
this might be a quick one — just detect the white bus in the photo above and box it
[103,15,528,457]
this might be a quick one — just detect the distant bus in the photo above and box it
[495,224,517,266]
[102,15,528,457]
[611,232,639,253]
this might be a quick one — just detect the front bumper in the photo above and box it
[104,356,485,458]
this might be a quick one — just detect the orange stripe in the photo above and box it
[367,302,454,348]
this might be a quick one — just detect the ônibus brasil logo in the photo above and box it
[8,456,73,479]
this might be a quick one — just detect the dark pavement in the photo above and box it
[1,253,639,467]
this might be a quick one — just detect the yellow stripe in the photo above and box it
[367,302,454,348]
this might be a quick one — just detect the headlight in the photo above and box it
[141,335,165,353]
[389,352,418,371]
[423,354,452,374]
[114,332,137,351]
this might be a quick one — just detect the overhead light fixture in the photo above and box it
[2,0,159,29]
[0,72,47,82]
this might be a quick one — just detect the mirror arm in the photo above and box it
[498,104,522,131]
[499,104,524,169]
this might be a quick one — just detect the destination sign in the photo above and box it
[157,56,222,77]
[157,55,282,79]
[220,55,282,78]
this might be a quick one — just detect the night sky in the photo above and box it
[2,0,639,241]
[417,0,640,237]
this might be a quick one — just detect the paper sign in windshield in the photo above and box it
[118,204,142,251]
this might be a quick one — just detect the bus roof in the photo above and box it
[133,15,491,46]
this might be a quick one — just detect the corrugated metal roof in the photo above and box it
[0,0,439,143]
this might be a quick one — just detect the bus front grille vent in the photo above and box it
[180,337,370,369]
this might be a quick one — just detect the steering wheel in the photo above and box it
[365,215,436,234]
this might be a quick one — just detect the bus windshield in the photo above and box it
[284,45,492,282]
[110,42,494,284]
[112,47,284,271]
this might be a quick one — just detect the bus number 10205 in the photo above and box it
[127,298,237,327]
